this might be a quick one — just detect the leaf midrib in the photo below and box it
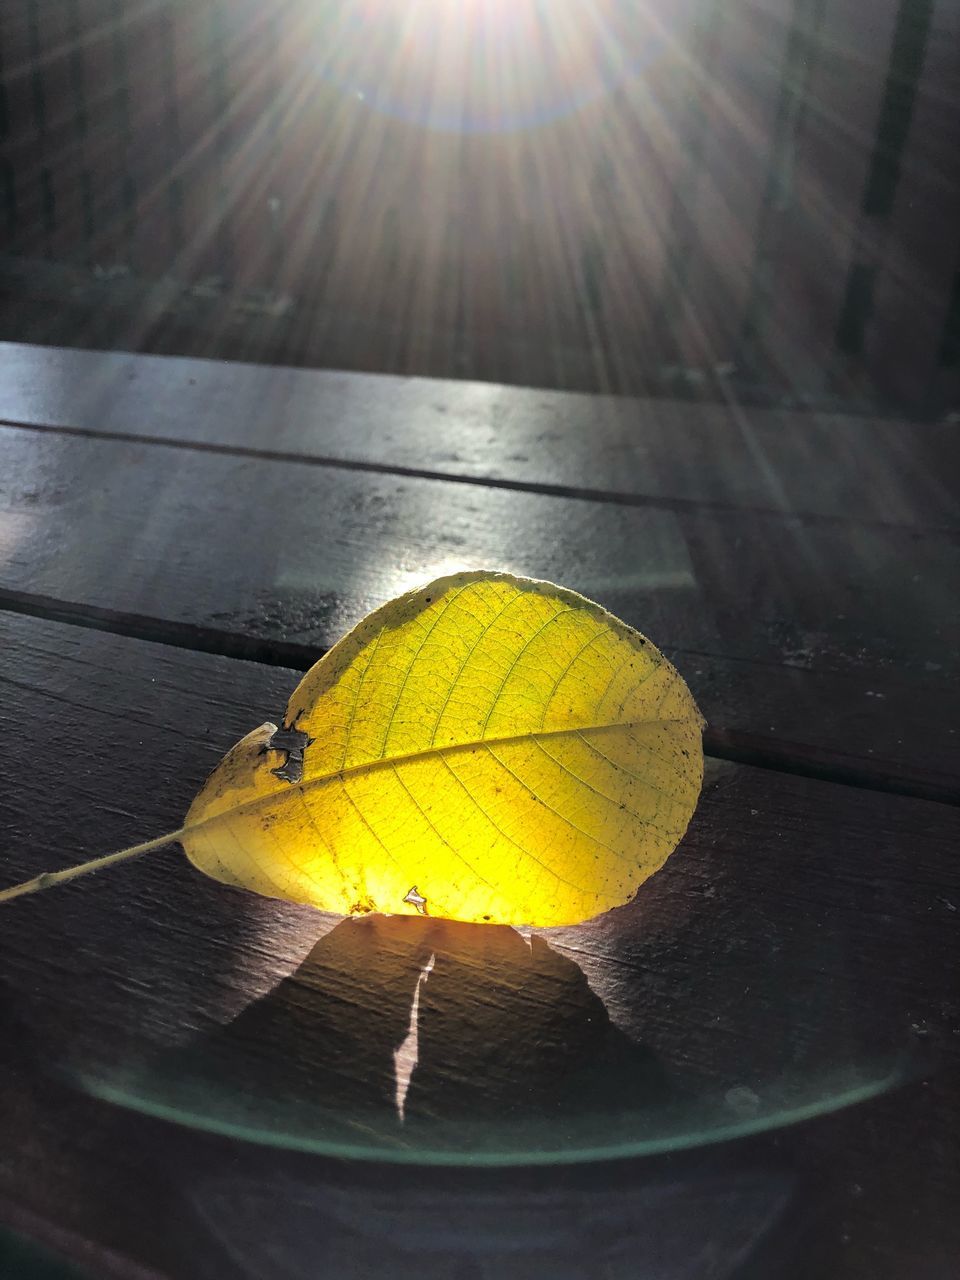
[187,715,700,841]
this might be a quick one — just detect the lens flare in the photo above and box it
[309,0,698,133]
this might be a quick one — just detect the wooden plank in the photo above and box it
[0,1199,165,1280]
[0,2,43,257]
[62,0,96,265]
[76,0,130,270]
[751,0,900,397]
[27,0,86,267]
[569,9,703,384]
[0,342,955,528]
[666,0,790,370]
[0,423,956,794]
[0,614,957,1278]
[864,0,960,413]
[122,0,176,281]
[214,3,285,297]
[167,1,227,284]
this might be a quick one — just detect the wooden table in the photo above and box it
[0,341,957,1279]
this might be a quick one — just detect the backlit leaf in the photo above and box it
[182,572,704,927]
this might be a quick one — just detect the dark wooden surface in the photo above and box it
[0,423,957,799]
[1,615,958,1279]
[0,343,958,1279]
[0,342,956,527]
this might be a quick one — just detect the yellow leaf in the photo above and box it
[182,571,704,927]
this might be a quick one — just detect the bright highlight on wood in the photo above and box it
[1,573,705,926]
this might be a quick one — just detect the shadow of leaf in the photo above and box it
[118,915,671,1158]
[404,920,670,1126]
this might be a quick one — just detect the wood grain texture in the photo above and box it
[865,0,960,413]
[665,0,790,368]
[0,423,956,793]
[0,614,957,1279]
[0,341,955,527]
[747,0,900,396]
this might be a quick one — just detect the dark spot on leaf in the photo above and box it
[268,725,311,784]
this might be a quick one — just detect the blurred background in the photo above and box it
[1,0,958,418]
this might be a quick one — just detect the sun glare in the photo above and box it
[312,0,690,133]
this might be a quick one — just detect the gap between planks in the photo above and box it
[0,415,954,536]
[1,587,955,809]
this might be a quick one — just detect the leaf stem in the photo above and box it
[0,829,186,905]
